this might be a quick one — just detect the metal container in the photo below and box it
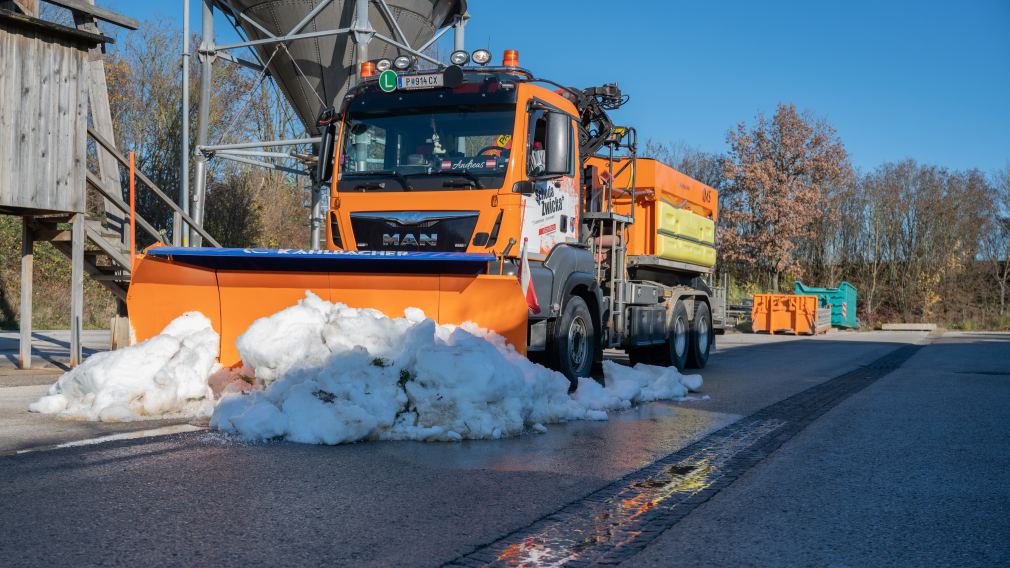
[226,0,465,133]
[751,294,828,336]
[794,281,858,328]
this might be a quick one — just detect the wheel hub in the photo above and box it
[674,318,687,358]
[568,316,588,370]
[697,316,710,353]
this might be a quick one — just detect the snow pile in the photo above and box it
[211,292,703,444]
[29,313,219,421]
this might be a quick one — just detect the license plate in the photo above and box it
[398,73,444,90]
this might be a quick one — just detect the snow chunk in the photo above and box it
[29,312,219,421]
[212,292,704,444]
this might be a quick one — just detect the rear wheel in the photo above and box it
[654,300,690,371]
[547,296,596,387]
[686,301,713,369]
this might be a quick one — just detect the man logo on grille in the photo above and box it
[382,233,437,247]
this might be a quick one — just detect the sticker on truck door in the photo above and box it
[520,109,579,256]
[521,177,579,256]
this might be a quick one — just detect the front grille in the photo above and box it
[350,211,479,252]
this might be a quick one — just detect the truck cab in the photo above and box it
[318,59,718,382]
[325,71,581,258]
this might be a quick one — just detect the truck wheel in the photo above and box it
[686,301,713,369]
[547,296,596,387]
[654,300,690,371]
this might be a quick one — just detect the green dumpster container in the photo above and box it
[794,281,858,328]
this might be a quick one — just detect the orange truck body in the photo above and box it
[127,73,719,370]
[585,157,718,267]
[751,294,830,335]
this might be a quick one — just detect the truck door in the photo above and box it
[521,107,580,256]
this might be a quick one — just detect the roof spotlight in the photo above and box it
[375,58,392,72]
[393,55,412,70]
[449,49,470,66]
[471,48,491,66]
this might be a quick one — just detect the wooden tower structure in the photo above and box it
[0,0,138,367]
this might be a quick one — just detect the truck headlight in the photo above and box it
[393,55,412,70]
[471,49,491,66]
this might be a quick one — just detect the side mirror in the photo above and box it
[315,124,336,183]
[543,111,571,177]
[512,180,534,194]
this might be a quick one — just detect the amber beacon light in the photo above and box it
[502,49,519,67]
[360,61,376,78]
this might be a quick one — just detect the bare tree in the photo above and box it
[105,20,308,248]
[642,141,725,189]
[981,165,1010,315]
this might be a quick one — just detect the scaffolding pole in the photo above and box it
[180,0,191,246]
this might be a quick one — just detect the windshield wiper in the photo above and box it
[344,170,413,190]
[442,180,478,188]
[352,182,386,191]
[410,170,484,189]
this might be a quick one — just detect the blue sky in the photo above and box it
[109,0,1009,173]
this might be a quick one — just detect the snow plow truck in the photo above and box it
[127,31,720,384]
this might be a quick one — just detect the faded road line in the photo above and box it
[446,345,923,567]
[10,424,206,456]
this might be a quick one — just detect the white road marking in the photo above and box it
[14,424,206,455]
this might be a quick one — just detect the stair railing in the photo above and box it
[87,127,222,248]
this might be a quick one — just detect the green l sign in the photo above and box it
[379,70,397,93]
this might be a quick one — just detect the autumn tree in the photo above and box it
[720,104,852,291]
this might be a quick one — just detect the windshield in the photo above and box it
[339,105,516,192]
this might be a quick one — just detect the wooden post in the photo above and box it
[75,3,128,317]
[70,213,84,367]
[74,6,124,246]
[19,216,34,370]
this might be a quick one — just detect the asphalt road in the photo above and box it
[2,330,1007,567]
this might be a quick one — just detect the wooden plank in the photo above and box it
[12,0,40,17]
[51,39,66,211]
[19,216,34,369]
[69,44,86,212]
[17,29,39,211]
[36,33,54,211]
[0,8,109,45]
[43,0,138,30]
[76,10,123,234]
[52,38,74,210]
[69,212,84,366]
[0,28,13,206]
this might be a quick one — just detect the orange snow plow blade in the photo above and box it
[126,248,529,367]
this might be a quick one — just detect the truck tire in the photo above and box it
[654,300,690,371]
[686,301,713,369]
[547,296,596,387]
